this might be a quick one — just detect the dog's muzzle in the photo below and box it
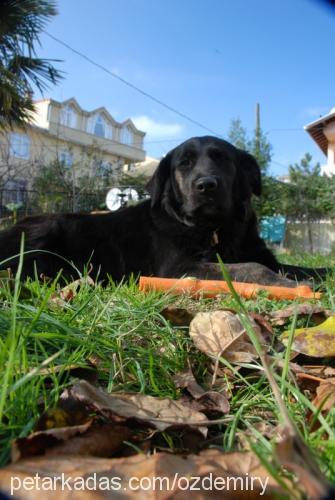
[194,176,219,193]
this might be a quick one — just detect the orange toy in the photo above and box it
[139,276,321,301]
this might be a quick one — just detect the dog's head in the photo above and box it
[146,136,261,226]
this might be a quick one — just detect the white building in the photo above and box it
[304,107,335,176]
[0,97,146,192]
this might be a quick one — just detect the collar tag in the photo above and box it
[211,231,219,246]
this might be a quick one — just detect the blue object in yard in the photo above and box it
[260,216,286,244]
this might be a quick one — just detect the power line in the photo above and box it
[44,31,222,138]
[271,159,289,169]
[267,128,303,133]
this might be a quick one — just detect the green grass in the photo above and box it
[0,253,335,491]
[277,250,335,268]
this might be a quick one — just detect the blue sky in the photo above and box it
[36,0,335,175]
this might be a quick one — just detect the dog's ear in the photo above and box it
[238,150,262,197]
[146,153,172,207]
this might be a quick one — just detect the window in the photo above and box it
[9,133,30,159]
[121,126,133,145]
[58,150,73,168]
[105,123,113,140]
[94,114,105,137]
[87,114,113,139]
[60,105,77,128]
[3,179,27,205]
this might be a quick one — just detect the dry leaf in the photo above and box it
[324,366,335,377]
[275,428,334,500]
[281,316,335,357]
[173,369,230,414]
[12,421,132,461]
[312,377,335,413]
[160,306,195,326]
[237,421,278,450]
[189,310,264,363]
[268,304,333,326]
[0,448,282,499]
[249,312,274,342]
[67,380,208,436]
[287,364,335,381]
[48,276,95,308]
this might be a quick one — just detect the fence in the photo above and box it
[260,216,335,254]
[0,188,109,219]
[284,220,335,254]
[2,190,335,254]
[0,187,149,228]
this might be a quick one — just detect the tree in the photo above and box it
[118,172,150,199]
[227,117,274,216]
[31,159,74,212]
[248,127,272,176]
[0,0,62,130]
[227,117,272,175]
[30,145,127,213]
[254,175,289,217]
[227,118,248,150]
[285,153,335,252]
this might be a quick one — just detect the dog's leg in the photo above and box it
[278,263,330,283]
[189,262,300,287]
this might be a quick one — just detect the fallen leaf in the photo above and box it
[286,364,335,381]
[12,421,132,461]
[324,366,335,377]
[189,310,264,363]
[173,368,204,395]
[160,306,195,326]
[268,304,333,326]
[0,448,283,499]
[299,365,335,378]
[173,369,230,414]
[275,428,334,500]
[67,380,208,436]
[196,391,230,414]
[312,377,335,413]
[249,312,274,342]
[36,397,92,431]
[281,316,335,357]
[237,421,278,450]
[48,276,95,308]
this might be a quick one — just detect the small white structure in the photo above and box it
[304,107,335,176]
[132,156,160,178]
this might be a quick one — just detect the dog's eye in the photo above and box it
[179,156,194,167]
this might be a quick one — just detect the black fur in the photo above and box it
[0,136,329,283]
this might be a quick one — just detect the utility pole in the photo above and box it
[255,102,260,162]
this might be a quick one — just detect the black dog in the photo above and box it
[0,136,328,284]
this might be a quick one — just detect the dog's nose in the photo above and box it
[194,176,218,193]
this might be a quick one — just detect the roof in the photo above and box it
[304,107,335,155]
[33,97,146,136]
[131,156,160,177]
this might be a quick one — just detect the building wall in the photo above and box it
[323,121,335,176]
[0,98,146,191]
[1,127,124,184]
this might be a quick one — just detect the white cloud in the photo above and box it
[132,115,184,139]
